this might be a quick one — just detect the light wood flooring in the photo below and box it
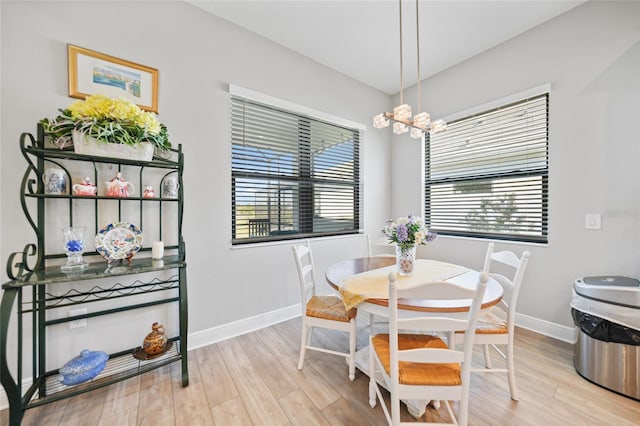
[2,318,639,425]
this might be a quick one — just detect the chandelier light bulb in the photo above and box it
[393,104,412,121]
[410,127,424,139]
[373,113,390,129]
[429,119,448,134]
[393,122,408,134]
[413,112,431,129]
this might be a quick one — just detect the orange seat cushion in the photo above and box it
[306,295,356,322]
[371,334,461,386]
[457,311,508,335]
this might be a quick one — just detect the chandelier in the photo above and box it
[373,0,446,139]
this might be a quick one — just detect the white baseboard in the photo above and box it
[187,303,301,350]
[516,312,577,344]
[1,305,575,411]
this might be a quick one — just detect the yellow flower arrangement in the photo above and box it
[40,94,170,150]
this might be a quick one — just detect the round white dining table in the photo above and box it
[325,256,503,314]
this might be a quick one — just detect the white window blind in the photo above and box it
[231,95,361,244]
[425,93,548,243]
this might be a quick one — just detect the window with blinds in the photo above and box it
[425,93,548,243]
[231,95,361,244]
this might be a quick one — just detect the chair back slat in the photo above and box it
[300,264,314,283]
[491,273,512,290]
[491,273,514,305]
[491,250,521,269]
[397,281,479,301]
[399,317,469,333]
[292,240,317,308]
[398,348,465,364]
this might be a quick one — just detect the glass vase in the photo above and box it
[61,226,88,271]
[396,244,417,276]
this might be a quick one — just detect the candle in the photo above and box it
[152,241,164,259]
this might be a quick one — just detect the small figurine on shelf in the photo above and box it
[133,322,172,360]
[73,176,98,196]
[105,172,135,197]
[43,168,67,194]
[162,176,179,198]
[143,185,155,198]
[143,322,168,357]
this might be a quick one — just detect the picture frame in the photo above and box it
[68,44,159,113]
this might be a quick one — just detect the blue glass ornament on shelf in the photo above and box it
[61,226,88,271]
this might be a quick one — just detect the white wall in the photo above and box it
[394,0,640,328]
[0,0,391,377]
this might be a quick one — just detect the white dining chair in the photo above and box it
[292,240,357,380]
[455,242,530,400]
[369,271,488,426]
[366,234,395,258]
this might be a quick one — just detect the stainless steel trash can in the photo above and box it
[572,276,640,401]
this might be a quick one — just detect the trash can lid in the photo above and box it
[582,276,640,287]
[575,276,640,309]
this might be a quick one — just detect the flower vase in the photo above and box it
[61,226,88,271]
[396,244,416,276]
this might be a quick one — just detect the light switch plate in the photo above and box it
[585,213,602,230]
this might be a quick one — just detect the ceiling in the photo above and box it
[188,0,586,95]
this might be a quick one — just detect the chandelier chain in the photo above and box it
[399,0,404,105]
[416,0,421,112]
[372,0,446,137]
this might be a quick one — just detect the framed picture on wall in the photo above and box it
[67,44,159,113]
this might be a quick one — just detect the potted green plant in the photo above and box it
[40,94,171,161]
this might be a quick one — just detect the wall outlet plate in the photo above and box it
[68,308,87,329]
[585,213,602,230]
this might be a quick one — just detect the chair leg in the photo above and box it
[348,319,356,381]
[458,397,469,426]
[507,339,518,400]
[298,323,308,370]
[369,313,375,335]
[390,390,401,426]
[482,343,492,368]
[368,340,376,408]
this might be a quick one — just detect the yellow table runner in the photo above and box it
[339,259,470,310]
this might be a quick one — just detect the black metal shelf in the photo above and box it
[0,125,188,426]
[24,193,180,201]
[24,146,181,169]
[2,255,185,289]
